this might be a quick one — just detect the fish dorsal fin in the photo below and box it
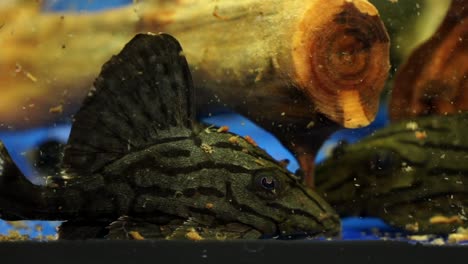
[63,33,195,174]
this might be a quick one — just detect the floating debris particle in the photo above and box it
[448,233,468,243]
[212,5,228,20]
[244,135,258,147]
[7,221,29,230]
[448,227,468,243]
[415,131,427,140]
[35,224,43,232]
[186,228,203,241]
[45,235,58,241]
[430,238,445,245]
[406,122,418,130]
[228,136,239,144]
[306,121,315,129]
[254,159,266,166]
[405,222,419,232]
[15,63,22,73]
[254,68,265,83]
[318,213,334,221]
[201,143,214,154]
[49,104,63,114]
[128,231,145,240]
[429,215,463,225]
[402,164,413,172]
[25,72,38,82]
[408,235,431,242]
[0,230,30,241]
[217,126,229,133]
[203,125,215,134]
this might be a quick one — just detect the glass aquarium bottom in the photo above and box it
[1,239,466,264]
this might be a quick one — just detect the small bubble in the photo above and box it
[201,249,208,258]
[243,243,265,253]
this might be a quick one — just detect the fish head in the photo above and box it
[315,135,424,214]
[201,133,340,239]
[224,166,341,239]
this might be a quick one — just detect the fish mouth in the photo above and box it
[263,184,342,240]
[278,223,341,240]
[258,213,341,240]
[278,231,336,240]
[277,209,341,240]
[260,228,340,240]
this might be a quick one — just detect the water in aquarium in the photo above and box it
[0,0,466,245]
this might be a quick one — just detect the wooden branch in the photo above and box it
[389,0,468,121]
[0,0,389,130]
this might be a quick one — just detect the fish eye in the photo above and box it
[260,176,276,191]
[253,171,284,199]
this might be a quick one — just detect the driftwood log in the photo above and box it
[390,0,467,121]
[0,0,390,186]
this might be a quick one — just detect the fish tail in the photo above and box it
[0,141,54,220]
[0,140,31,190]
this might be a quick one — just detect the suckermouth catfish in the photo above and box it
[315,113,468,234]
[0,33,339,240]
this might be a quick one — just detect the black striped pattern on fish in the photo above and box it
[0,33,340,240]
[315,113,468,234]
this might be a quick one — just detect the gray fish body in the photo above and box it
[316,113,468,234]
[0,34,339,239]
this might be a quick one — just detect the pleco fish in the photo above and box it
[315,113,468,234]
[0,33,339,240]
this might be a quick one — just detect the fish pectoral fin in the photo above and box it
[106,216,132,239]
[105,215,183,240]
[106,216,263,240]
[166,217,205,240]
[106,215,167,240]
[0,140,47,220]
[167,219,262,240]
[58,221,109,240]
[106,216,207,240]
[374,194,467,235]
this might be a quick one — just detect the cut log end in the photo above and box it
[293,0,390,128]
